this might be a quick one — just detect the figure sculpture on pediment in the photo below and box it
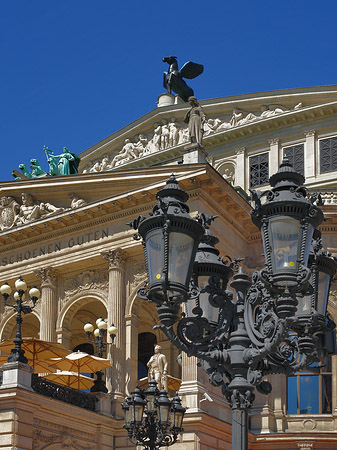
[147,345,168,391]
[89,162,101,173]
[260,104,287,119]
[134,134,148,156]
[160,119,170,150]
[203,118,222,136]
[229,108,244,127]
[148,123,161,154]
[69,193,87,209]
[217,119,231,132]
[239,111,257,125]
[169,117,179,147]
[17,193,63,225]
[111,139,138,167]
[100,155,111,171]
[178,126,190,144]
[184,96,206,146]
[0,196,20,231]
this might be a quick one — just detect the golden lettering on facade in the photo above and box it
[1,228,110,266]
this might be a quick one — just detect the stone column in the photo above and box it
[235,147,246,189]
[268,138,280,175]
[304,129,316,180]
[34,268,58,342]
[101,248,127,415]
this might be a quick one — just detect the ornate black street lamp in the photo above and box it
[122,379,185,450]
[0,277,40,364]
[129,161,337,450]
[83,317,117,392]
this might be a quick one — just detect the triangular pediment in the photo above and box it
[78,85,337,174]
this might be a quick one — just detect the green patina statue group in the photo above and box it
[13,146,80,180]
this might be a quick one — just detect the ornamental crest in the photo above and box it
[63,269,108,299]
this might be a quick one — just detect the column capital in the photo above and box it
[304,129,315,137]
[34,267,58,288]
[235,147,245,155]
[268,138,279,145]
[101,248,127,270]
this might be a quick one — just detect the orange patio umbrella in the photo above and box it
[0,355,55,374]
[43,371,94,390]
[50,351,111,390]
[0,337,71,370]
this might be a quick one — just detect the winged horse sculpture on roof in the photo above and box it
[162,56,204,102]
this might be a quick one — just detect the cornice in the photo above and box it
[0,164,253,248]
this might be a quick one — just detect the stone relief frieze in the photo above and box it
[82,103,302,173]
[33,430,94,450]
[62,269,108,303]
[33,418,95,450]
[128,260,147,294]
[0,192,87,231]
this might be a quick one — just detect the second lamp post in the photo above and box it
[83,317,117,392]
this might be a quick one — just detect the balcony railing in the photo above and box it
[31,374,97,411]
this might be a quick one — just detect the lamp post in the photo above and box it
[122,379,185,450]
[0,277,40,364]
[83,317,117,392]
[128,162,337,450]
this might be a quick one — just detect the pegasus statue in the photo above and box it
[162,56,204,102]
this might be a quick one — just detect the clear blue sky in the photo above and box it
[1,1,336,181]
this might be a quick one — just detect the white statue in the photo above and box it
[147,345,168,391]
[69,193,87,209]
[160,119,170,150]
[17,193,63,225]
[168,117,179,147]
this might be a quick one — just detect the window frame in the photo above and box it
[282,143,305,176]
[287,360,332,415]
[319,136,337,174]
[249,152,269,188]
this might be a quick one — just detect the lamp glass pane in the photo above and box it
[269,217,300,272]
[158,404,170,423]
[317,272,330,316]
[303,224,314,266]
[146,230,164,283]
[146,394,156,413]
[168,232,194,285]
[198,275,219,325]
[296,294,312,315]
[133,404,144,423]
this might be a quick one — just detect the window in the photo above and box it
[287,358,332,414]
[283,144,304,176]
[320,137,337,174]
[249,153,269,188]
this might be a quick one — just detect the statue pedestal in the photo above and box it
[157,93,184,107]
[182,143,208,164]
[157,93,175,107]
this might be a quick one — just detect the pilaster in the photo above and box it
[34,267,58,342]
[235,147,246,189]
[268,138,280,175]
[304,129,316,180]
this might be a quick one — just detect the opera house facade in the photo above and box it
[0,84,337,449]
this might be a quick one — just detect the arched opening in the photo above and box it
[3,312,40,340]
[138,332,157,379]
[67,298,107,355]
